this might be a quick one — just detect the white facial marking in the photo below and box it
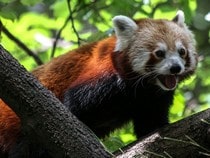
[111,11,197,91]
[131,50,150,74]
[154,41,187,90]
[157,55,185,74]
[157,42,167,51]
[155,41,185,75]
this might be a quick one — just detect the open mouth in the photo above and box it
[157,75,178,90]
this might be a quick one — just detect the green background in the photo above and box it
[1,0,210,152]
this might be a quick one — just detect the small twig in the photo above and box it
[67,0,83,46]
[144,150,167,158]
[164,136,210,153]
[50,0,106,58]
[118,148,124,154]
[0,20,43,65]
[201,118,210,125]
[163,151,173,158]
[199,151,210,156]
[50,14,72,59]
[51,0,83,58]
[185,135,210,153]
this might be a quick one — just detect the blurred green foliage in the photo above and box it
[0,0,210,153]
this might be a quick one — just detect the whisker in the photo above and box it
[131,70,159,96]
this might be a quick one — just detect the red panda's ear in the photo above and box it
[112,15,138,51]
[172,10,185,27]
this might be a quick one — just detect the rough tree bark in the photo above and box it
[115,109,210,158]
[0,45,112,158]
[0,44,210,158]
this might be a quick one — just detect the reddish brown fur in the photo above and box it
[0,100,20,151]
[0,16,196,152]
[0,36,117,151]
[136,19,191,52]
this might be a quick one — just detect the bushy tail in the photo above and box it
[0,99,20,152]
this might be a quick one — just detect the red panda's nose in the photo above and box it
[170,64,182,74]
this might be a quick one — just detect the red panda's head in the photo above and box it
[112,11,197,91]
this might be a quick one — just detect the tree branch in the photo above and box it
[51,0,101,58]
[0,44,111,158]
[0,21,43,65]
[115,108,210,157]
[1,43,210,157]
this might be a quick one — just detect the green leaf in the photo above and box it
[50,0,68,18]
[0,0,16,3]
[0,4,17,20]
[0,11,16,20]
[20,0,43,6]
[169,90,185,123]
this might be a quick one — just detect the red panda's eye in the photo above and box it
[178,48,186,57]
[154,50,165,58]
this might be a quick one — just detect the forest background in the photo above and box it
[0,0,210,152]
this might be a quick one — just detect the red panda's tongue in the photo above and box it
[165,75,177,89]
[159,75,177,90]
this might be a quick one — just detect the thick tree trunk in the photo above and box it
[0,45,112,158]
[1,44,210,158]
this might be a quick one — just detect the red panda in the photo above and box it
[0,10,197,157]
